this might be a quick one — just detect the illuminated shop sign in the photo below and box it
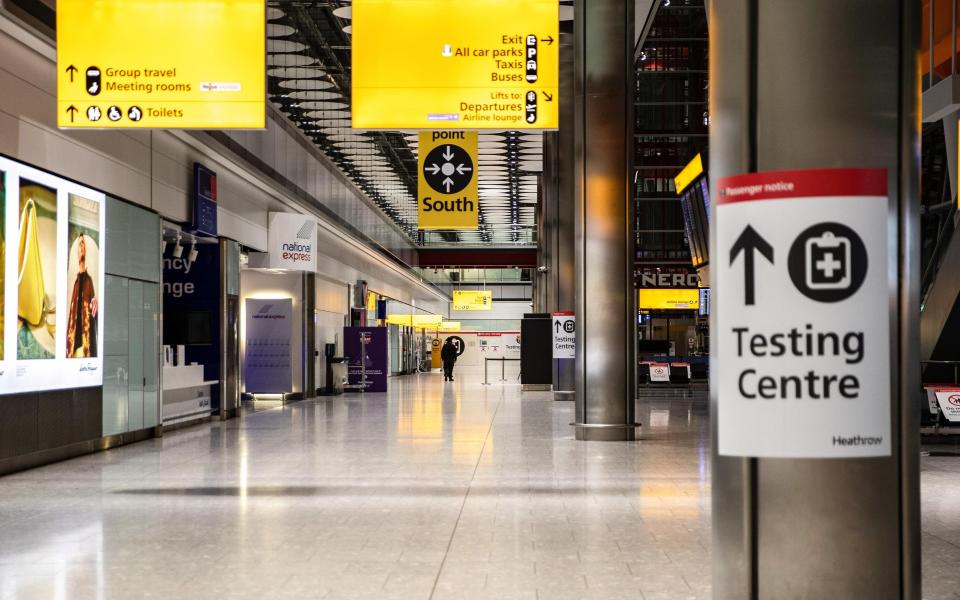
[0,156,106,394]
[268,213,317,272]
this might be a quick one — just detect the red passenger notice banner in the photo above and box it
[715,167,891,458]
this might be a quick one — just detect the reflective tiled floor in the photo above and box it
[0,370,957,599]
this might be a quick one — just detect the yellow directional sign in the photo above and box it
[56,0,265,129]
[453,290,493,311]
[352,0,559,129]
[418,131,479,230]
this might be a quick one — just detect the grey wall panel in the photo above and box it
[36,388,101,451]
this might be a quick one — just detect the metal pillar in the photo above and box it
[572,0,637,441]
[219,238,240,420]
[303,272,317,398]
[554,34,576,398]
[709,1,920,597]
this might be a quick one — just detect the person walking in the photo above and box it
[440,338,458,382]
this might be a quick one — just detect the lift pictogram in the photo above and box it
[422,144,474,194]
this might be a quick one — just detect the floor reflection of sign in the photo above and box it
[717,168,890,458]
[935,389,960,422]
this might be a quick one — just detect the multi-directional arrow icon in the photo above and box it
[729,224,774,306]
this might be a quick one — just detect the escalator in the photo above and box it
[919,118,960,428]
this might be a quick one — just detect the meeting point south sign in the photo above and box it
[418,131,479,230]
[716,168,891,458]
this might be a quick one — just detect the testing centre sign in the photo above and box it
[352,0,558,129]
[716,168,891,458]
[418,131,479,229]
[552,312,575,359]
[56,0,265,129]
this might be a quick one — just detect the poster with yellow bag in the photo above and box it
[1,155,105,394]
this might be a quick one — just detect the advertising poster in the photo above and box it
[18,179,57,360]
[344,326,388,393]
[243,298,292,393]
[66,194,100,358]
[0,156,106,394]
[0,169,5,362]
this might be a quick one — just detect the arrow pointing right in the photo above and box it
[66,105,78,123]
[540,36,555,45]
[729,224,774,306]
[425,163,441,175]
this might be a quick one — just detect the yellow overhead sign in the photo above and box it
[56,0,265,129]
[386,314,443,328]
[638,288,700,311]
[418,131,479,230]
[674,153,704,195]
[352,0,559,129]
[438,322,462,332]
[453,290,493,311]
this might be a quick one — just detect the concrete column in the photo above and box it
[709,1,920,597]
[572,0,637,440]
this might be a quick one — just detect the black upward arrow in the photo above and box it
[729,225,773,306]
[65,105,78,123]
[65,64,78,82]
[540,35,554,45]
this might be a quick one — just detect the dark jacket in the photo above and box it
[440,342,458,364]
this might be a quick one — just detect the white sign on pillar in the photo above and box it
[552,312,575,359]
[716,168,891,458]
[268,212,318,271]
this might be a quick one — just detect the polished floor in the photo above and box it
[0,370,956,599]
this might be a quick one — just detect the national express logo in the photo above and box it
[281,220,315,264]
[253,304,286,320]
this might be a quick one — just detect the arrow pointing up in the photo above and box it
[65,65,78,82]
[442,177,454,192]
[442,146,455,161]
[729,224,773,306]
[65,105,78,123]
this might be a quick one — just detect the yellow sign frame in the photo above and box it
[453,290,493,311]
[418,131,479,230]
[638,288,700,311]
[352,0,559,129]
[56,0,266,129]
